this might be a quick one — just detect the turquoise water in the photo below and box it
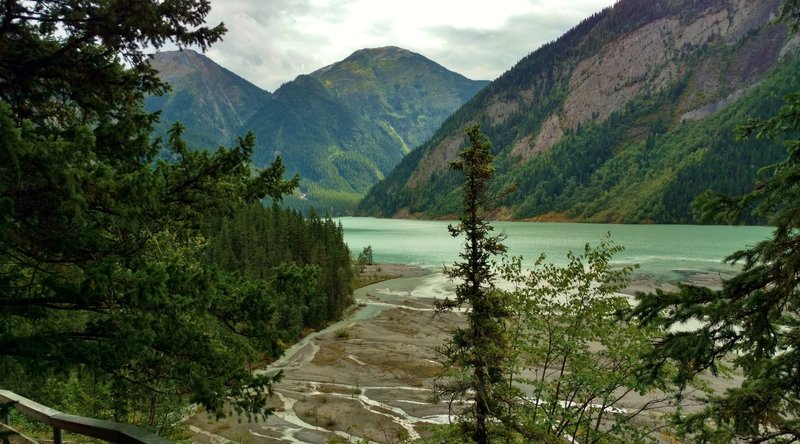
[338,217,773,282]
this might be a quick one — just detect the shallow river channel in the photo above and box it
[187,218,771,443]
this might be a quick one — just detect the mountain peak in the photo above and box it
[307,45,488,152]
[311,46,446,78]
[148,49,221,84]
[347,46,414,60]
[144,49,271,149]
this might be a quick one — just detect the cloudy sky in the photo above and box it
[196,0,618,92]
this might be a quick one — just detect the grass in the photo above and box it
[353,270,402,289]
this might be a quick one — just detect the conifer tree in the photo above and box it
[435,124,514,443]
[633,2,800,441]
[0,0,300,428]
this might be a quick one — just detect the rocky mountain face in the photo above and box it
[146,47,488,213]
[357,0,800,223]
[145,49,271,149]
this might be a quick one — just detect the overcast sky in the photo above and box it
[195,0,618,92]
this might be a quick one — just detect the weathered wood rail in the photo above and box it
[0,390,171,444]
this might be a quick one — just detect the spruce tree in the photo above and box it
[633,2,800,441]
[0,0,299,428]
[436,124,514,443]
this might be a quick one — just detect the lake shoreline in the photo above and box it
[186,270,460,443]
[186,258,734,443]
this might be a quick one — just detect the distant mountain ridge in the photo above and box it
[145,50,271,149]
[146,47,489,213]
[312,46,490,153]
[357,0,799,223]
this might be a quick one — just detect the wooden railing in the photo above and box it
[0,390,171,444]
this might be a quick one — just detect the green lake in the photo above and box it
[338,217,773,282]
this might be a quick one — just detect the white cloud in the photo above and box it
[196,0,618,91]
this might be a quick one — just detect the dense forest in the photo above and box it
[0,0,355,439]
[357,0,794,223]
[207,203,354,336]
[2,200,354,437]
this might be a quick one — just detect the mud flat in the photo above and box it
[186,266,729,443]
[186,265,464,443]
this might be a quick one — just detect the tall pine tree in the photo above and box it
[435,124,515,443]
[0,0,298,429]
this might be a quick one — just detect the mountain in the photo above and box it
[246,74,400,203]
[145,49,271,149]
[357,0,800,223]
[145,47,488,214]
[311,46,491,154]
[248,47,489,213]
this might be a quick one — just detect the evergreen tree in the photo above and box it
[0,0,299,429]
[435,124,514,443]
[633,2,800,441]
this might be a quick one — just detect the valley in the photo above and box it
[4,0,799,442]
[186,218,772,443]
[186,265,737,444]
[144,0,800,224]
[146,47,488,214]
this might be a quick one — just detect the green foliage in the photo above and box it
[0,0,225,127]
[358,1,795,223]
[427,124,690,443]
[501,239,683,443]
[429,130,687,443]
[632,5,800,439]
[0,108,294,426]
[206,203,354,332]
[779,0,800,32]
[357,245,374,267]
[0,0,356,436]
[435,125,514,443]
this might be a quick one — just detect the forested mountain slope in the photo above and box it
[146,48,488,214]
[357,0,799,223]
[245,74,402,208]
[249,47,489,213]
[145,49,272,149]
[311,46,490,154]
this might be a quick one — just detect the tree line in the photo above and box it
[429,1,800,439]
[0,0,354,439]
[207,203,354,334]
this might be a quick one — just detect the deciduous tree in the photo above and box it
[502,239,682,443]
